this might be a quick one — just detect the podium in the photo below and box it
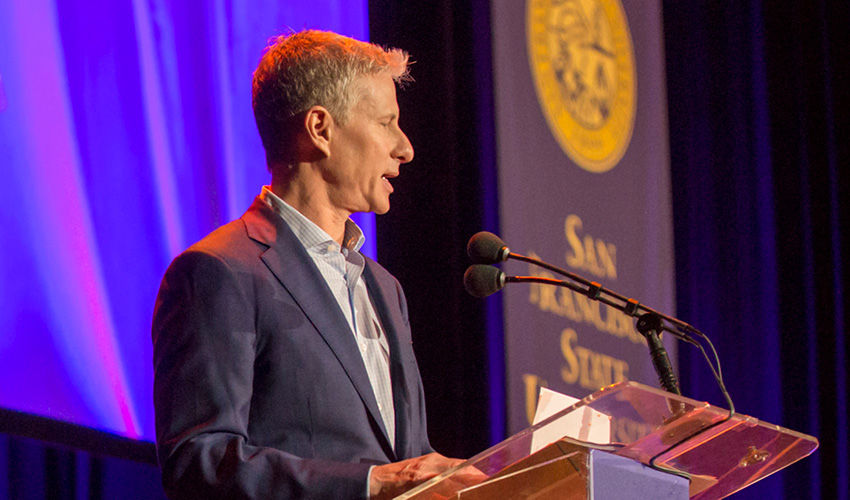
[396,382,818,500]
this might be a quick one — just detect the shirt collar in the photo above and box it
[260,186,366,254]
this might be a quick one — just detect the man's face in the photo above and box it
[322,73,414,216]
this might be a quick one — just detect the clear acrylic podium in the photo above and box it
[396,382,818,500]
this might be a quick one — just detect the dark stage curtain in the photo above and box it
[368,0,502,459]
[664,1,849,499]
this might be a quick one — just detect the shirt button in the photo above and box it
[361,343,367,353]
[378,403,383,411]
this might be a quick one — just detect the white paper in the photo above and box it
[530,387,611,453]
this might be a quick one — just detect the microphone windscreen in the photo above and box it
[463,265,505,298]
[467,231,510,264]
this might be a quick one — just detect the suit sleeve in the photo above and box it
[152,249,371,500]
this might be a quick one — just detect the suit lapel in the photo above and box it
[242,199,396,458]
[362,261,414,460]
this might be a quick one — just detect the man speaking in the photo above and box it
[152,30,463,499]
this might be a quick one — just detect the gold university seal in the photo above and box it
[527,0,636,173]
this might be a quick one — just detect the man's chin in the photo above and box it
[371,198,391,215]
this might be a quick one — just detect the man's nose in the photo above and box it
[395,130,414,163]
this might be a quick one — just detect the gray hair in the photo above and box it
[252,30,411,163]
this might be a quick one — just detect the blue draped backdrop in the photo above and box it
[0,0,370,440]
[0,0,369,497]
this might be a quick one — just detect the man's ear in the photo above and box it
[303,105,333,158]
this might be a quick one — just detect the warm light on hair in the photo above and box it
[252,29,411,163]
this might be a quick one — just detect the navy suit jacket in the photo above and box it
[152,198,432,499]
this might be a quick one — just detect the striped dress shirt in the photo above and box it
[259,187,396,448]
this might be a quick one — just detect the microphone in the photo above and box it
[467,231,597,290]
[464,264,585,299]
[464,232,701,342]
[463,264,506,297]
[467,231,510,264]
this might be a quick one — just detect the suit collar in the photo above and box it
[258,186,367,253]
[242,198,400,459]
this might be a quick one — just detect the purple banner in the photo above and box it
[492,0,675,434]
